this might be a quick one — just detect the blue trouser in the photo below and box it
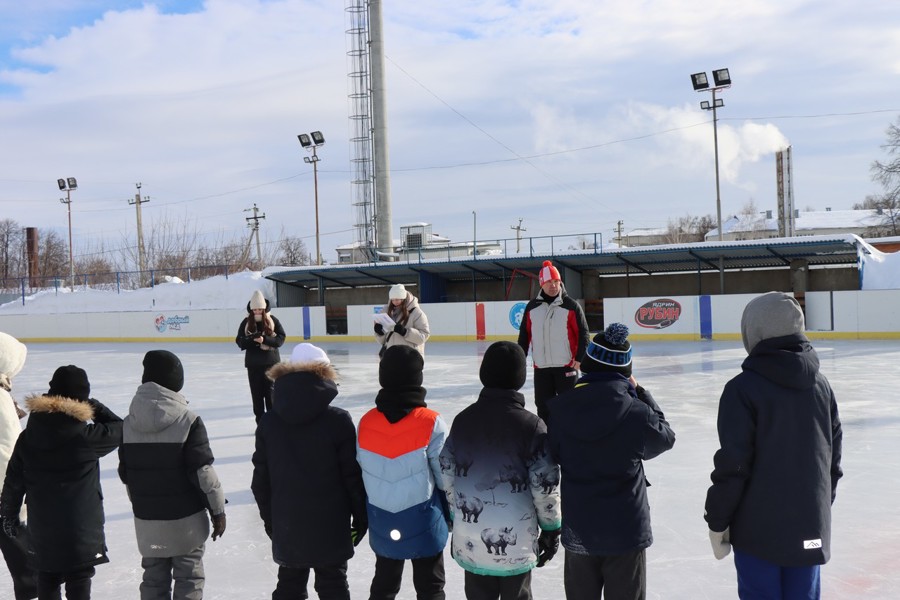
[734,549,821,600]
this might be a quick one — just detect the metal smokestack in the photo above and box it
[25,227,39,288]
[368,0,394,258]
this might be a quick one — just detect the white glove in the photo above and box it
[709,528,731,560]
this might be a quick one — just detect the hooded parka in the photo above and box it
[705,333,843,566]
[0,394,122,573]
[546,373,675,556]
[118,382,225,558]
[251,361,367,568]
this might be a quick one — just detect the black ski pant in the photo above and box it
[246,365,274,422]
[369,552,445,600]
[36,566,95,600]
[563,549,646,600]
[0,527,37,599]
[273,563,350,600]
[533,366,579,423]
[464,570,532,600]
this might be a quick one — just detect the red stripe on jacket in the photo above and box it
[358,406,439,459]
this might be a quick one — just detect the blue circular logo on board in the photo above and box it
[510,302,527,330]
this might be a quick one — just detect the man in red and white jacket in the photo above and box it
[517,260,590,422]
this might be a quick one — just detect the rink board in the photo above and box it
[1,291,899,342]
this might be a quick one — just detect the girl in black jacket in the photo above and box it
[236,290,286,423]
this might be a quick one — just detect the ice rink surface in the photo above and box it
[1,339,897,599]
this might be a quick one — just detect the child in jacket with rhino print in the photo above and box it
[440,341,562,600]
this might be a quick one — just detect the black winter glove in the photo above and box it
[536,529,560,567]
[350,517,368,547]
[1,515,20,539]
[374,323,385,336]
[393,322,407,336]
[211,513,226,541]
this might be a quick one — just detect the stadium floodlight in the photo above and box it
[690,72,709,91]
[712,68,731,87]
[298,132,326,265]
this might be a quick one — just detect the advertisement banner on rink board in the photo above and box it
[603,296,697,337]
[634,298,682,329]
[154,314,190,333]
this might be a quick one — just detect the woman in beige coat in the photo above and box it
[373,284,430,357]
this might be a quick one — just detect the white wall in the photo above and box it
[1,291,897,343]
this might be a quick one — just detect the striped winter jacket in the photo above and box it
[118,382,225,558]
[357,403,449,560]
[517,287,590,369]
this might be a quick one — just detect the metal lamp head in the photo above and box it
[712,68,731,87]
[311,131,325,146]
[297,134,312,148]
[690,72,709,90]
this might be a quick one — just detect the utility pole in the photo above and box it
[128,182,149,284]
[244,203,266,266]
[616,220,624,246]
[510,218,526,253]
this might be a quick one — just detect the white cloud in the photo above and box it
[0,0,896,258]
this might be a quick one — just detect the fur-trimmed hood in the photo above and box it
[22,393,96,451]
[25,393,94,422]
[266,360,337,383]
[264,361,339,426]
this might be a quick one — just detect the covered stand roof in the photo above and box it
[264,235,869,291]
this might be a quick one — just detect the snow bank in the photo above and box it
[0,271,276,314]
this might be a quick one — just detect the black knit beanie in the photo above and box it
[582,323,633,377]
[48,365,91,401]
[142,350,185,393]
[379,345,424,389]
[479,341,527,390]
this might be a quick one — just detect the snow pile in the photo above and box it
[0,271,275,314]
[860,241,900,290]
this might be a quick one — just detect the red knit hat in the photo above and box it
[538,260,561,286]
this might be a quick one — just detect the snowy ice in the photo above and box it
[1,339,897,599]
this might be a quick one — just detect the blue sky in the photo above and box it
[0,0,898,265]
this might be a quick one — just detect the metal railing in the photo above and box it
[397,232,605,264]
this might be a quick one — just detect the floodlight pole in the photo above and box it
[58,177,77,290]
[692,70,731,293]
[64,192,74,290]
[299,132,325,266]
[711,88,723,243]
[311,146,321,266]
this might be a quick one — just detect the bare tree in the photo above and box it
[38,229,69,283]
[663,214,716,244]
[0,219,24,280]
[872,118,900,201]
[854,194,900,237]
[866,118,900,236]
[276,235,311,266]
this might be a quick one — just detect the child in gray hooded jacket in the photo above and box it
[118,350,226,600]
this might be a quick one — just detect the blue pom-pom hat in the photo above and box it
[582,323,633,376]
